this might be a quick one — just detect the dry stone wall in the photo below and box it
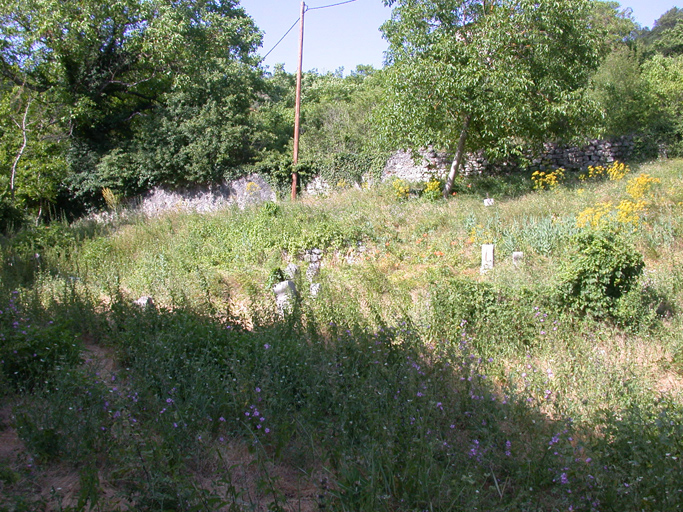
[137,174,276,216]
[382,136,636,182]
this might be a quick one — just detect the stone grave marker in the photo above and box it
[481,244,494,273]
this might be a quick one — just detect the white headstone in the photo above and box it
[273,280,298,315]
[481,244,495,273]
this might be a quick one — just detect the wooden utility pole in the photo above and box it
[291,0,305,201]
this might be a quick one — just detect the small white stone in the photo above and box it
[134,296,155,308]
[273,280,298,315]
[284,263,299,279]
[480,244,494,273]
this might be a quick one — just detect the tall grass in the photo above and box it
[1,159,683,510]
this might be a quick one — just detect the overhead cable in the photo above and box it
[262,0,360,60]
[263,17,301,59]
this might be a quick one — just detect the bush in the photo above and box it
[0,292,82,391]
[0,197,25,235]
[557,228,645,320]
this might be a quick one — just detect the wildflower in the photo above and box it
[264,343,271,349]
[560,473,569,485]
[469,440,480,458]
[219,417,226,422]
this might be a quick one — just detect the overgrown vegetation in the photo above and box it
[2,1,683,222]
[2,1,683,509]
[1,158,683,510]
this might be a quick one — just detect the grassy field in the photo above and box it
[1,159,683,511]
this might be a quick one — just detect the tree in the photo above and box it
[588,47,659,138]
[0,0,263,210]
[0,80,67,220]
[639,8,683,58]
[298,66,385,185]
[641,54,683,156]
[94,0,263,194]
[250,65,386,192]
[589,1,639,55]
[379,0,601,197]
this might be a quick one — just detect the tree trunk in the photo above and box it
[10,96,31,201]
[443,114,472,199]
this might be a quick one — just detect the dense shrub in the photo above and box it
[557,228,645,319]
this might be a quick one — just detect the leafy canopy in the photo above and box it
[378,0,601,166]
[0,0,263,211]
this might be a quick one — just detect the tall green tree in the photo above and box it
[642,53,683,155]
[94,0,263,194]
[639,7,683,58]
[0,0,262,211]
[379,0,601,197]
[251,65,386,191]
[589,1,639,54]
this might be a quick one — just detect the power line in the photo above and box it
[261,0,360,59]
[263,17,301,59]
[307,0,359,11]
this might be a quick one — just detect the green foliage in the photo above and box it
[0,292,82,391]
[589,47,661,138]
[379,0,601,181]
[429,278,551,350]
[639,7,683,58]
[0,0,264,207]
[641,54,683,157]
[591,398,683,509]
[590,1,639,55]
[15,367,110,462]
[558,228,645,319]
[0,196,25,234]
[252,66,387,190]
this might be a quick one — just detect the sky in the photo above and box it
[239,0,682,75]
